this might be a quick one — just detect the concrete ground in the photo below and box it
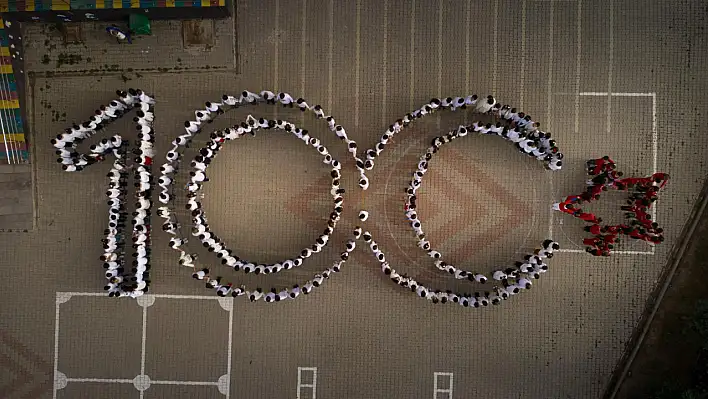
[1,0,707,398]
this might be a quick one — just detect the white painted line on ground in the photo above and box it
[151,380,219,386]
[651,92,658,256]
[52,294,232,397]
[492,0,499,94]
[409,0,416,110]
[273,0,280,119]
[580,92,655,97]
[546,0,554,132]
[606,0,614,135]
[66,377,134,383]
[52,300,61,399]
[433,372,454,399]
[651,92,658,175]
[464,0,471,124]
[297,367,318,399]
[574,0,582,136]
[437,0,443,130]
[328,0,334,111]
[56,292,225,300]
[546,0,555,239]
[140,305,147,376]
[382,0,389,125]
[274,0,280,92]
[354,0,361,128]
[301,0,307,125]
[519,0,527,109]
[557,248,655,255]
[226,298,234,399]
[556,92,655,97]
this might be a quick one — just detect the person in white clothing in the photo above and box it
[278,92,294,107]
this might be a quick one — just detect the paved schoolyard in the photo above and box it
[1,0,707,398]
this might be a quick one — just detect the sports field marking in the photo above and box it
[297,367,318,399]
[53,292,233,398]
[433,372,454,399]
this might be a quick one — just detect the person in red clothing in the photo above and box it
[586,156,615,175]
[564,195,582,204]
[555,201,578,214]
[583,224,603,235]
[578,212,602,224]
[583,237,603,246]
[605,225,627,234]
[617,176,643,188]
[601,233,619,245]
[628,228,646,240]
[587,184,605,199]
[585,247,610,256]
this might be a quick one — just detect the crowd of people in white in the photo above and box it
[351,94,564,305]
[362,94,564,174]
[156,90,361,300]
[52,89,156,298]
[52,87,564,305]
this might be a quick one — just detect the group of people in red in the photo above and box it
[554,156,669,256]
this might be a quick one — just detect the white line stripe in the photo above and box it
[53,301,61,399]
[464,0,470,124]
[606,0,613,134]
[557,249,655,255]
[301,0,307,125]
[355,0,361,128]
[574,0,582,135]
[433,372,454,398]
[273,0,280,119]
[556,92,656,96]
[56,292,224,300]
[151,380,219,386]
[546,0,555,239]
[328,0,334,111]
[492,0,499,94]
[437,0,443,130]
[546,0,554,132]
[651,93,658,175]
[297,367,318,399]
[226,298,234,399]
[140,305,147,376]
[651,92,658,247]
[520,0,527,109]
[274,0,279,92]
[409,0,416,110]
[382,0,389,126]
[66,378,134,383]
[586,92,655,96]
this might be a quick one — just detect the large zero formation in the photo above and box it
[158,91,362,301]
[357,94,564,306]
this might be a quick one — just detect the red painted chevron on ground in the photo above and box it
[0,330,52,399]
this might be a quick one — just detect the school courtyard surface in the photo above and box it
[1,0,707,398]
